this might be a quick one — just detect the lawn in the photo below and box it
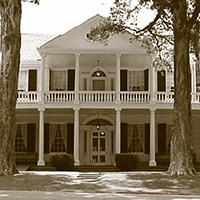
[0,171,200,196]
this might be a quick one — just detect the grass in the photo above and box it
[0,171,200,195]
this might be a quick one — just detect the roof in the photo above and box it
[38,14,148,55]
[21,34,55,61]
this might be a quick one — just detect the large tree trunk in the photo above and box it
[167,0,196,175]
[0,0,21,175]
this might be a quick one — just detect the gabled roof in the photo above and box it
[38,14,148,55]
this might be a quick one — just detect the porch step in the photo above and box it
[75,172,102,183]
[28,165,56,171]
[73,165,120,172]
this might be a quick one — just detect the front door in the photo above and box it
[91,131,107,165]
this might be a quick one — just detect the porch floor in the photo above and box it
[26,162,200,172]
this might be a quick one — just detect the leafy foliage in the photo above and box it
[115,153,139,170]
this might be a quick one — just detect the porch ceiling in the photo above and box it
[45,53,151,70]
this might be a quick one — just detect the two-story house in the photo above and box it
[16,14,200,167]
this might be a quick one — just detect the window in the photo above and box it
[15,124,27,153]
[128,124,144,153]
[50,70,66,91]
[129,71,144,91]
[18,70,28,91]
[50,124,66,153]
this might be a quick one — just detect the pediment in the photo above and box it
[39,14,147,54]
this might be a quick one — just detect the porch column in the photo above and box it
[40,54,46,103]
[116,54,121,102]
[115,108,121,153]
[191,64,196,103]
[37,108,45,166]
[149,108,157,166]
[74,108,80,165]
[75,53,80,102]
[150,65,156,103]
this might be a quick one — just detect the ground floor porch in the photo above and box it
[15,108,200,167]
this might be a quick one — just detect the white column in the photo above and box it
[74,108,80,166]
[149,108,157,166]
[37,108,45,166]
[150,65,156,103]
[191,64,196,103]
[116,54,121,102]
[75,53,80,102]
[115,108,121,153]
[40,54,46,103]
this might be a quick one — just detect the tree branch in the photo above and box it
[188,0,200,30]
[136,8,164,33]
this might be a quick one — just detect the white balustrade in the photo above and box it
[79,91,116,103]
[157,92,174,103]
[120,92,150,103]
[17,91,200,105]
[17,91,39,103]
[44,91,75,103]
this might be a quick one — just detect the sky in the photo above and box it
[21,0,155,35]
[21,0,114,35]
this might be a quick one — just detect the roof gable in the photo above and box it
[39,14,147,54]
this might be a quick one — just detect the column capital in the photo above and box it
[75,53,81,57]
[116,53,121,57]
[38,107,45,112]
[115,107,122,112]
[73,107,80,111]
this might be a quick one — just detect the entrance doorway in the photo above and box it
[91,131,107,165]
[92,80,105,91]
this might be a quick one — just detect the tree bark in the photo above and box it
[167,0,196,175]
[0,0,21,175]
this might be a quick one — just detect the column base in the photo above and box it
[149,160,157,166]
[37,160,45,166]
[74,160,80,166]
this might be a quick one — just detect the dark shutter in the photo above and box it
[120,70,127,91]
[121,123,128,153]
[27,123,36,153]
[67,123,74,154]
[158,123,167,154]
[68,69,75,91]
[157,71,166,91]
[28,70,37,91]
[144,123,150,154]
[44,123,50,154]
[144,69,149,91]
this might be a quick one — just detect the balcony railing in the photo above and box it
[121,92,150,103]
[16,91,200,105]
[79,91,116,103]
[17,91,39,103]
[45,91,75,103]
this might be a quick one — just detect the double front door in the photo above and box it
[91,131,107,165]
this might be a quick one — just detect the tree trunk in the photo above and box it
[0,0,21,175]
[167,0,196,175]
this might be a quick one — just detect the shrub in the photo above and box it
[49,154,74,171]
[115,153,139,171]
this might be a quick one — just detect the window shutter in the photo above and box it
[144,69,149,91]
[68,69,75,91]
[157,71,166,91]
[158,123,167,154]
[120,70,127,91]
[27,123,36,153]
[121,123,128,153]
[67,123,74,154]
[44,123,50,154]
[144,123,150,154]
[28,70,37,91]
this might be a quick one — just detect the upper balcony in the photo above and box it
[16,91,200,109]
